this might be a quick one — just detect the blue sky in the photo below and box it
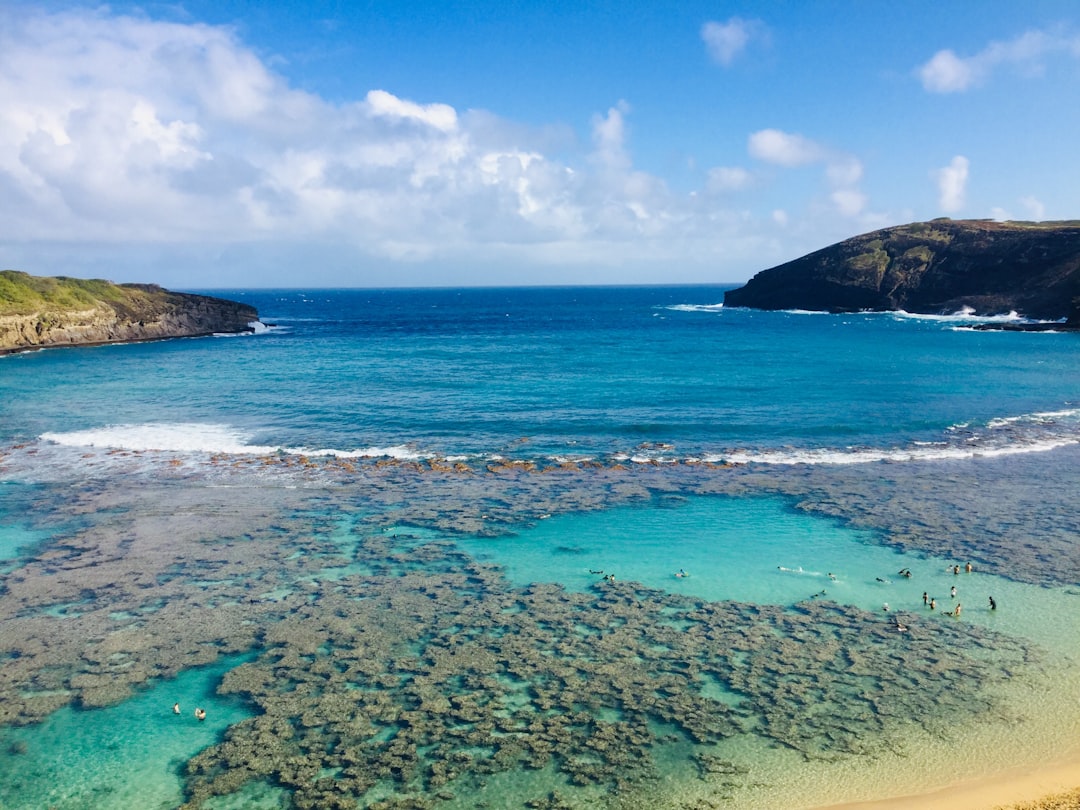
[1,1,1079,288]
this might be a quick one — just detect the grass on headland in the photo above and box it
[0,270,162,317]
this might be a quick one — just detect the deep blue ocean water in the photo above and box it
[3,285,1079,460]
[1,285,1079,809]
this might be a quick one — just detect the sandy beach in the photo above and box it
[813,755,1080,810]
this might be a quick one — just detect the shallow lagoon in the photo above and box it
[0,656,254,810]
[1,484,1077,810]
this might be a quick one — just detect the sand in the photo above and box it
[812,756,1080,810]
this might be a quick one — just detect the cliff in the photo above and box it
[724,219,1080,325]
[0,271,260,354]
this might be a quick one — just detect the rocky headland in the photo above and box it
[0,270,260,354]
[724,219,1080,328]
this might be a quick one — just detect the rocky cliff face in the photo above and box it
[724,219,1080,324]
[0,273,260,354]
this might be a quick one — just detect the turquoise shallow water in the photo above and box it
[457,493,1080,652]
[1,286,1079,808]
[0,656,254,810]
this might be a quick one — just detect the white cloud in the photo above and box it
[830,188,868,218]
[918,49,977,92]
[748,130,868,217]
[934,156,969,213]
[917,28,1080,93]
[701,17,765,66]
[748,129,825,167]
[706,166,753,193]
[365,89,458,133]
[0,6,874,284]
[1020,194,1046,220]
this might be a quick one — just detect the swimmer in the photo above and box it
[828,572,837,581]
[894,619,909,632]
[897,568,912,578]
[950,586,957,599]
[952,603,962,617]
[922,591,928,605]
[875,577,890,584]
[929,598,936,611]
[588,569,604,575]
[882,602,890,612]
[675,568,689,578]
[953,565,960,575]
[194,708,206,722]
[605,573,615,582]
[965,562,973,573]
[173,702,180,715]
[989,596,996,610]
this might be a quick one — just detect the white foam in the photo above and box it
[40,423,279,455]
[705,438,1079,466]
[289,445,429,461]
[664,303,725,313]
[39,423,430,461]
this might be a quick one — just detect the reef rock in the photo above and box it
[0,271,260,353]
[724,219,1080,324]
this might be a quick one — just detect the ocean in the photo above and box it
[0,285,1078,810]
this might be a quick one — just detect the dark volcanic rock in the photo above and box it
[724,219,1080,324]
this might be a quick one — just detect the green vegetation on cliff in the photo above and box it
[0,270,259,353]
[0,271,166,316]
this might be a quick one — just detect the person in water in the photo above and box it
[989,596,997,610]
[675,568,689,578]
[929,598,936,610]
[950,585,957,599]
[173,702,180,715]
[922,591,928,605]
[194,708,206,721]
[965,562,973,573]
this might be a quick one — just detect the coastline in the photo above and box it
[811,755,1080,810]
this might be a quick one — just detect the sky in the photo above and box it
[1,1,1079,289]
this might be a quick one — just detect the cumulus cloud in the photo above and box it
[0,6,862,284]
[748,129,868,217]
[748,129,825,167]
[701,17,766,66]
[917,28,1080,92]
[934,156,969,213]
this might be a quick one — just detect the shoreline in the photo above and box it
[810,754,1080,810]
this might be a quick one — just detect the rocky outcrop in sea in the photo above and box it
[724,219,1080,327]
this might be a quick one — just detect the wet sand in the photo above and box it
[813,754,1080,810]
